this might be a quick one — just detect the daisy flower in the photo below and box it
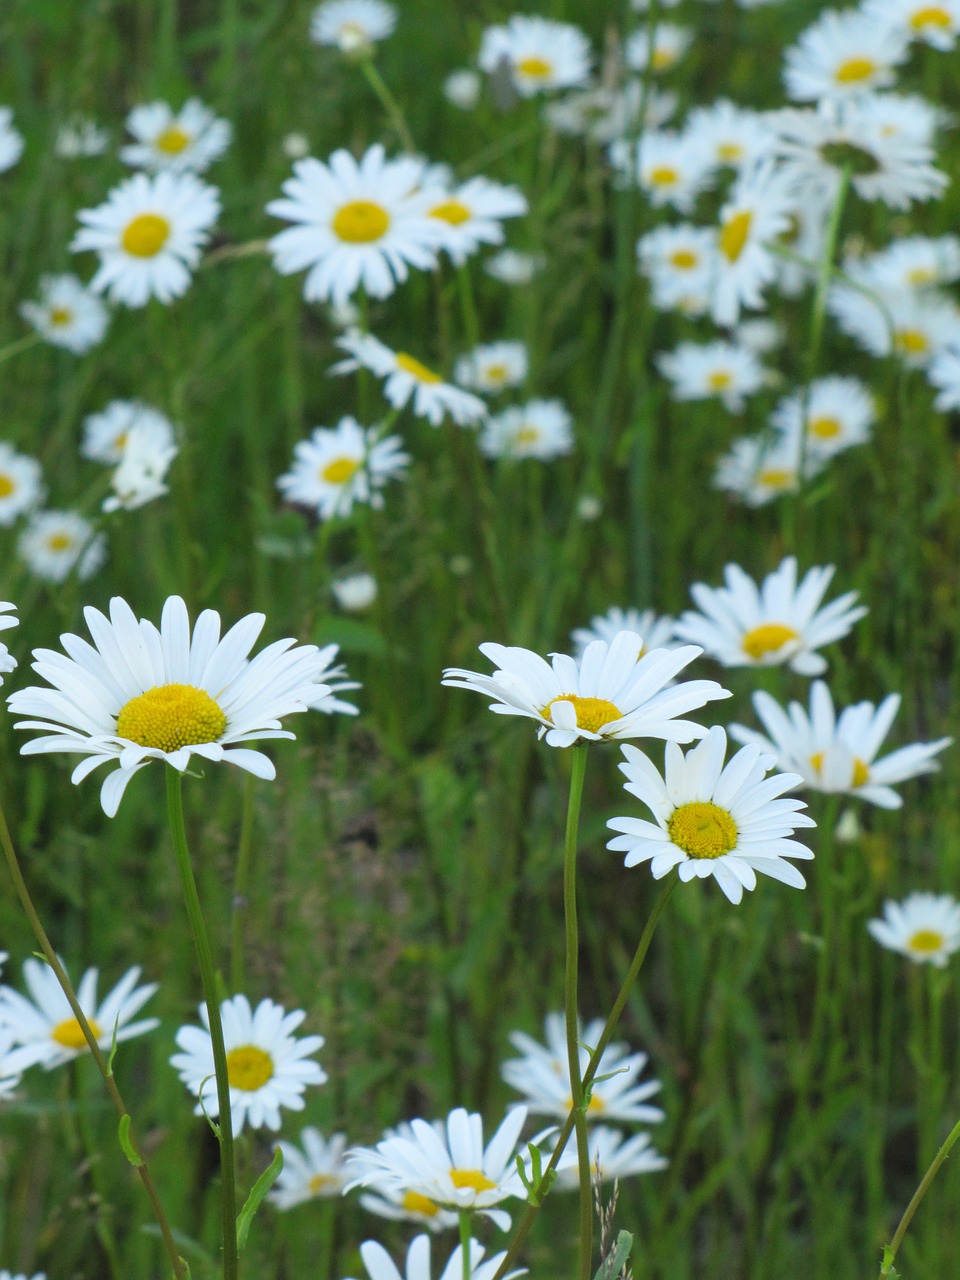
[427,177,527,267]
[310,0,397,52]
[121,100,231,174]
[0,108,24,173]
[171,994,326,1133]
[345,1107,529,1230]
[552,1127,668,1189]
[71,171,220,307]
[358,1184,459,1232]
[0,445,44,527]
[455,342,528,393]
[828,283,960,367]
[7,595,336,816]
[444,70,482,110]
[710,161,798,326]
[862,0,960,50]
[346,1235,524,1280]
[483,249,544,285]
[332,572,377,611]
[928,347,960,410]
[607,727,816,906]
[637,224,717,312]
[609,131,713,213]
[267,145,444,305]
[312,643,361,716]
[478,16,591,97]
[684,99,775,175]
[82,399,177,466]
[656,340,766,413]
[55,116,110,158]
[868,894,960,966]
[102,421,179,513]
[768,375,875,459]
[713,431,825,507]
[571,607,677,658]
[675,557,866,675]
[17,511,105,584]
[19,275,109,354]
[783,9,908,101]
[729,681,951,808]
[333,332,486,426]
[479,399,573,460]
[268,1129,349,1209]
[442,629,729,749]
[858,235,960,291]
[278,417,409,520]
[624,22,693,74]
[0,959,157,1071]
[0,605,18,683]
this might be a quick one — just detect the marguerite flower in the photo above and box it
[637,224,717,312]
[310,0,397,52]
[71,172,220,307]
[478,16,591,97]
[484,249,544,285]
[710,160,798,325]
[479,399,573,460]
[729,681,951,808]
[609,131,713,213]
[856,235,960,291]
[713,430,825,507]
[684,99,775,175]
[19,275,109,354]
[656,340,766,413]
[674,557,866,675]
[828,283,960,367]
[333,332,486,426]
[783,8,908,101]
[7,595,335,816]
[864,0,960,50]
[268,1129,349,1209]
[455,341,528,393]
[571,607,677,657]
[607,727,815,905]
[552,1127,668,1189]
[0,445,44,526]
[82,400,177,466]
[442,630,729,748]
[0,959,157,1071]
[0,108,24,173]
[120,99,232,173]
[444,70,482,110]
[171,994,326,1133]
[427,177,527,267]
[346,1235,524,1280]
[277,417,409,520]
[624,22,693,74]
[102,422,179,513]
[867,894,960,966]
[0,604,17,683]
[17,511,105,584]
[332,572,377,611]
[768,375,875,459]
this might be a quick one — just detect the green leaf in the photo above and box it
[594,1230,633,1280]
[312,616,389,657]
[236,1147,284,1253]
[118,1114,144,1167]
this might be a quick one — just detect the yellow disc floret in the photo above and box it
[909,929,945,953]
[121,213,171,258]
[668,801,738,859]
[516,55,553,80]
[395,352,442,383]
[321,456,361,484]
[429,200,472,226]
[49,306,73,327]
[670,249,698,269]
[403,1191,441,1216]
[911,6,951,29]
[308,1173,336,1195]
[155,126,191,155]
[895,328,930,356]
[741,622,800,661]
[809,752,870,788]
[0,474,14,499]
[225,1044,274,1091]
[834,56,876,85]
[52,1015,102,1050]
[332,200,391,244]
[808,416,841,440]
[719,210,753,263]
[541,694,623,735]
[116,683,227,753]
[450,1168,498,1192]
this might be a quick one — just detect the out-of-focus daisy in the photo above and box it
[769,376,875,460]
[710,161,798,326]
[442,629,729,749]
[19,275,109,354]
[828,283,960,367]
[346,1235,524,1280]
[862,0,960,49]
[55,116,110,158]
[928,347,960,410]
[545,82,675,144]
[868,894,960,966]
[656,340,766,413]
[0,1270,45,1280]
[0,605,18,683]
[102,422,179,513]
[607,727,815,906]
[0,108,24,173]
[310,0,397,52]
[478,16,591,97]
[171,994,326,1134]
[479,399,573,460]
[121,99,231,174]
[729,681,951,808]
[81,399,177,466]
[783,9,908,101]
[675,557,866,676]
[444,70,482,110]
[17,510,105,584]
[333,332,487,426]
[0,1025,26,1098]
[609,131,713,213]
[71,172,220,307]
[346,1107,529,1230]
[8,595,335,816]
[427,176,527,267]
[502,1011,664,1124]
[484,249,544,285]
[571,607,676,658]
[714,430,825,507]
[552,1127,668,1189]
[685,99,775,175]
[268,1129,349,1209]
[0,445,43,527]
[856,235,960,291]
[637,224,717,312]
[734,317,784,354]
[267,145,444,305]
[278,417,409,520]
[624,22,693,74]
[0,959,157,1072]
[455,341,528,394]
[332,572,377,611]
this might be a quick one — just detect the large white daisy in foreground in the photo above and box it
[442,630,730,748]
[607,727,815,905]
[868,893,960,967]
[7,596,335,816]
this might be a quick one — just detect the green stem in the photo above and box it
[880,1112,960,1278]
[459,1210,472,1280]
[0,332,41,365]
[165,767,239,1280]
[359,57,415,152]
[230,774,257,995]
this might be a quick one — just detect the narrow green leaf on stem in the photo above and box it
[236,1147,284,1254]
[119,1114,145,1167]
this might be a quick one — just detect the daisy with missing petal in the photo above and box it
[0,445,44,527]
[268,1129,349,1209]
[0,108,24,173]
[18,511,105,584]
[346,1235,524,1280]
[656,340,766,413]
[278,417,409,520]
[729,681,951,808]
[171,994,326,1133]
[0,604,17,683]
[769,375,875,460]
[478,16,591,97]
[333,332,487,427]
[868,894,960,966]
[607,727,815,906]
[7,595,334,816]
[675,557,866,676]
[267,145,444,305]
[310,0,397,52]
[442,630,729,749]
[19,275,109,354]
[572,607,677,658]
[0,959,157,1071]
[552,1127,668,1189]
[714,431,826,507]
[479,399,573,460]
[121,100,232,174]
[427,177,527,267]
[710,161,798,326]
[82,400,177,466]
[71,172,220,307]
[783,9,908,101]
[455,341,528,393]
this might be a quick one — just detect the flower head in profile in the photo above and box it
[269,1129,349,1209]
[278,416,409,520]
[0,959,158,1071]
[19,275,110,354]
[345,1235,524,1280]
[713,430,825,507]
[171,994,326,1133]
[0,604,17,684]
[442,630,729,748]
[7,596,335,816]
[333,332,487,426]
[552,1127,668,1189]
[607,727,816,905]
[729,681,951,808]
[121,99,232,173]
[310,0,397,52]
[571,608,677,658]
[868,894,960,966]
[675,557,866,675]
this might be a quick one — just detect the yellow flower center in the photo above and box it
[402,1191,441,1216]
[651,48,674,70]
[809,415,841,440]
[49,306,73,327]
[741,622,800,661]
[516,55,553,80]
[668,801,738,859]
[758,468,794,489]
[541,694,623,734]
[707,370,733,391]
[0,474,14,498]
[225,1045,274,1091]
[308,1173,336,1195]
[429,200,472,226]
[835,56,877,84]
[485,362,509,384]
[909,929,945,953]
[46,533,75,552]
[321,456,361,484]
[395,351,442,383]
[717,142,744,162]
[116,683,227,752]
[719,210,753,263]
[331,200,391,244]
[669,249,698,269]
[52,1015,102,1050]
[155,125,191,155]
[910,5,951,29]
[450,1168,498,1192]
[809,751,870,787]
[895,328,929,355]
[514,424,541,445]
[114,431,129,452]
[649,166,678,187]
[907,266,936,286]
[121,213,171,258]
